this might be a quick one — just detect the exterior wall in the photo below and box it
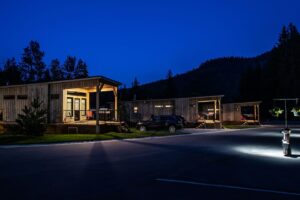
[222,103,236,122]
[62,88,90,123]
[0,78,119,124]
[222,102,261,122]
[0,84,48,122]
[129,99,175,121]
[123,96,222,123]
[50,79,99,123]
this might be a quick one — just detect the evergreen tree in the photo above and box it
[43,69,51,82]
[16,97,47,136]
[74,59,88,78]
[2,58,22,85]
[166,69,176,98]
[63,56,76,79]
[20,41,46,82]
[131,77,139,100]
[50,59,64,81]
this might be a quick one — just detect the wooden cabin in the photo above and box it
[0,76,121,133]
[122,95,223,128]
[222,101,261,124]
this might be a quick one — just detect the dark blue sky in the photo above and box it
[0,0,300,86]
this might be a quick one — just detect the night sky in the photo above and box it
[0,0,300,86]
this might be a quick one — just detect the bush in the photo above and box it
[16,98,47,136]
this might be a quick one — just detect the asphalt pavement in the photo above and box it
[1,126,300,200]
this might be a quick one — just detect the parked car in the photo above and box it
[137,115,184,133]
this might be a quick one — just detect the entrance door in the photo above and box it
[74,98,80,121]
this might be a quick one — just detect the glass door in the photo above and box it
[74,98,80,121]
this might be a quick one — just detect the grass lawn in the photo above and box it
[223,124,261,129]
[0,129,188,145]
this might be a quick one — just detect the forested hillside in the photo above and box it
[122,23,300,106]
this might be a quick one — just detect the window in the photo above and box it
[133,106,138,113]
[81,98,86,116]
[154,105,163,108]
[165,105,173,108]
[3,95,15,100]
[17,95,27,100]
[66,97,73,117]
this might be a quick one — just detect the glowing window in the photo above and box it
[165,105,173,108]
[133,106,138,113]
[154,105,163,108]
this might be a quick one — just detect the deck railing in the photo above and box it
[63,108,118,122]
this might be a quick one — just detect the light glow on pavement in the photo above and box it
[233,145,300,159]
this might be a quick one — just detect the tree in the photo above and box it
[74,59,88,78]
[166,69,176,98]
[50,59,64,81]
[20,41,46,82]
[43,69,51,82]
[166,69,173,79]
[63,56,76,79]
[16,98,47,136]
[131,77,139,100]
[2,58,22,85]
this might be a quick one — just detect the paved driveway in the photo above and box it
[1,126,300,200]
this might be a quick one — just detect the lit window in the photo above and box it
[67,97,73,117]
[133,106,138,113]
[154,105,163,108]
[165,105,173,108]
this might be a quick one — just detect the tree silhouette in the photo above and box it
[2,58,22,85]
[74,59,88,78]
[63,56,77,79]
[20,41,46,82]
[50,59,64,81]
[131,77,139,100]
[165,69,176,98]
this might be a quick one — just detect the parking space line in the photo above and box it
[156,178,300,196]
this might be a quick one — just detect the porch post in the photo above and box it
[218,98,222,128]
[214,100,217,121]
[254,105,257,121]
[96,82,104,134]
[257,104,260,124]
[113,87,118,121]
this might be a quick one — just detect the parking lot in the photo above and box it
[1,126,300,199]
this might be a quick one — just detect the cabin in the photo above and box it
[0,76,121,133]
[222,101,261,124]
[121,95,224,128]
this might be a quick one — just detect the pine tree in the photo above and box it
[166,69,175,98]
[43,69,51,82]
[2,58,22,85]
[16,98,47,136]
[131,77,139,100]
[50,59,64,81]
[74,59,88,78]
[63,56,76,79]
[20,41,46,82]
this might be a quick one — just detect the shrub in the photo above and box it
[16,98,47,136]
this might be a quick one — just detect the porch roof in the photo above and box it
[0,76,121,88]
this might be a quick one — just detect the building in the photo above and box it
[122,95,224,127]
[0,76,121,133]
[122,97,261,128]
[222,101,261,124]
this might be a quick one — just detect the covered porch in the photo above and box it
[61,79,120,133]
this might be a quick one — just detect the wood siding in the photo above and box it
[0,78,118,123]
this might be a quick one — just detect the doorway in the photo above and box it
[74,98,80,121]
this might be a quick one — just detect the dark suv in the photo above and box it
[137,115,184,133]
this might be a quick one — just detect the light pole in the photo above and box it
[273,98,298,128]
